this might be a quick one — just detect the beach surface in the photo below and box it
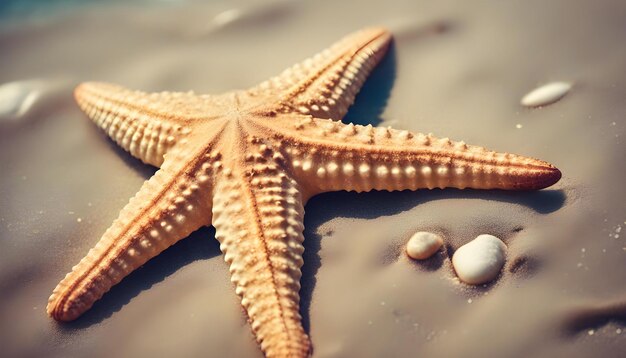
[1,0,625,357]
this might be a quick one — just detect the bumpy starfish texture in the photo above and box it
[47,28,561,357]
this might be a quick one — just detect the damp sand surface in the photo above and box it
[1,1,626,357]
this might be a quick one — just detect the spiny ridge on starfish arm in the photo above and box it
[47,26,561,358]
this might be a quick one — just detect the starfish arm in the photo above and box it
[212,162,309,357]
[47,150,214,321]
[277,118,561,195]
[74,82,222,166]
[246,27,392,121]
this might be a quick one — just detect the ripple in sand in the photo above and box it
[562,299,626,335]
[521,81,572,107]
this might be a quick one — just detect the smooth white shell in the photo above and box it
[0,80,42,118]
[452,234,507,285]
[521,81,572,107]
[406,231,443,260]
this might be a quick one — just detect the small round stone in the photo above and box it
[452,234,507,285]
[406,231,444,260]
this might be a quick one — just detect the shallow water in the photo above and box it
[1,0,625,357]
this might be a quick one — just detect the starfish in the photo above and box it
[47,27,561,357]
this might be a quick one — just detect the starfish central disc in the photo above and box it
[47,27,561,358]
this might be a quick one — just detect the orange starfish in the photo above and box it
[47,28,561,357]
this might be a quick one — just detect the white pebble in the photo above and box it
[406,231,443,260]
[521,81,572,107]
[452,234,507,285]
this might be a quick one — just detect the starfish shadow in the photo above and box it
[59,226,221,330]
[308,188,566,221]
[342,41,397,127]
[342,20,454,128]
[99,130,160,179]
[298,188,566,332]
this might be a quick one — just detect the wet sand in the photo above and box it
[1,0,625,357]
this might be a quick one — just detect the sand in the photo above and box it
[0,0,625,357]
